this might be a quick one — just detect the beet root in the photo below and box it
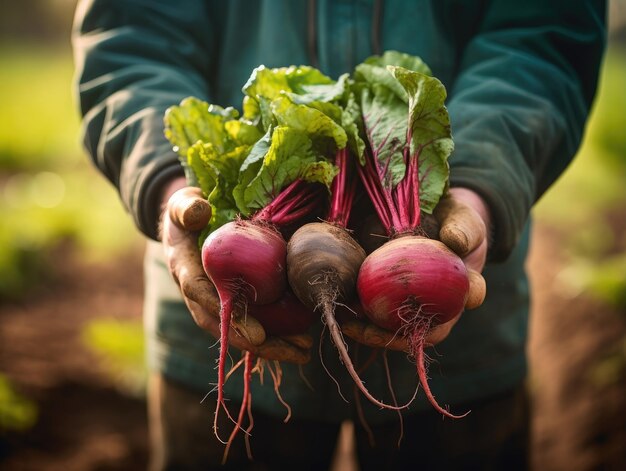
[357,235,470,418]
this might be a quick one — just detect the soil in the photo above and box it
[0,223,625,470]
[527,224,626,471]
[0,246,149,471]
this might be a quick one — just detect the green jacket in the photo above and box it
[73,0,606,422]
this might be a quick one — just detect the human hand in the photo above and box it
[160,181,311,364]
[341,187,490,352]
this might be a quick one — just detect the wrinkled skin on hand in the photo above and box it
[160,183,311,364]
[341,187,490,352]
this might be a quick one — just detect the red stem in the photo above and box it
[328,148,357,227]
[356,151,393,233]
[357,124,422,235]
[406,127,421,228]
[252,179,324,227]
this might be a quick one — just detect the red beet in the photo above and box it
[248,290,317,336]
[202,219,287,439]
[357,235,470,418]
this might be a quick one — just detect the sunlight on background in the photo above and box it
[0,0,145,446]
[0,11,142,299]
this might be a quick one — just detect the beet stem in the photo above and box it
[254,179,324,227]
[328,148,357,227]
[356,153,393,232]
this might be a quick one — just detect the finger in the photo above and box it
[169,238,221,315]
[424,313,462,346]
[185,298,258,353]
[165,214,270,345]
[341,320,409,352]
[465,269,487,310]
[163,209,218,312]
[435,197,486,257]
[462,236,488,273]
[256,338,311,364]
[186,298,307,365]
[281,334,314,350]
[177,255,269,346]
[231,313,266,346]
[168,187,211,231]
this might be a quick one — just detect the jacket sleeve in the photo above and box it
[72,0,214,240]
[446,0,606,261]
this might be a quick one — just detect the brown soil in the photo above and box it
[0,245,149,471]
[527,224,626,471]
[0,223,625,470]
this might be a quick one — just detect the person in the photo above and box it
[72,1,606,469]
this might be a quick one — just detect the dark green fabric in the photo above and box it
[74,0,606,249]
[445,1,606,260]
[74,0,606,423]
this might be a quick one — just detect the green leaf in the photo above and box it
[234,66,346,216]
[389,66,453,214]
[188,142,250,230]
[164,97,237,157]
[243,66,342,132]
[243,66,290,101]
[355,51,432,103]
[164,62,350,231]
[233,128,272,214]
[342,90,367,165]
[242,95,261,124]
[225,120,263,146]
[186,142,217,197]
[284,73,349,125]
[285,73,349,106]
[284,65,335,91]
[242,65,334,102]
[271,96,347,151]
[300,160,339,188]
[365,50,432,75]
[237,126,321,213]
[164,97,240,186]
[357,84,409,188]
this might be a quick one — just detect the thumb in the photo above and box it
[434,191,487,258]
[168,187,211,231]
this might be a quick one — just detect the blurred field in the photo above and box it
[0,2,625,470]
[0,41,143,298]
[526,40,626,470]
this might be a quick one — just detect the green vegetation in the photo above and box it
[82,319,146,396]
[0,374,38,432]
[0,45,142,299]
[0,46,82,170]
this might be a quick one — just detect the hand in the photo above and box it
[341,187,491,352]
[160,180,311,364]
[436,187,489,308]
